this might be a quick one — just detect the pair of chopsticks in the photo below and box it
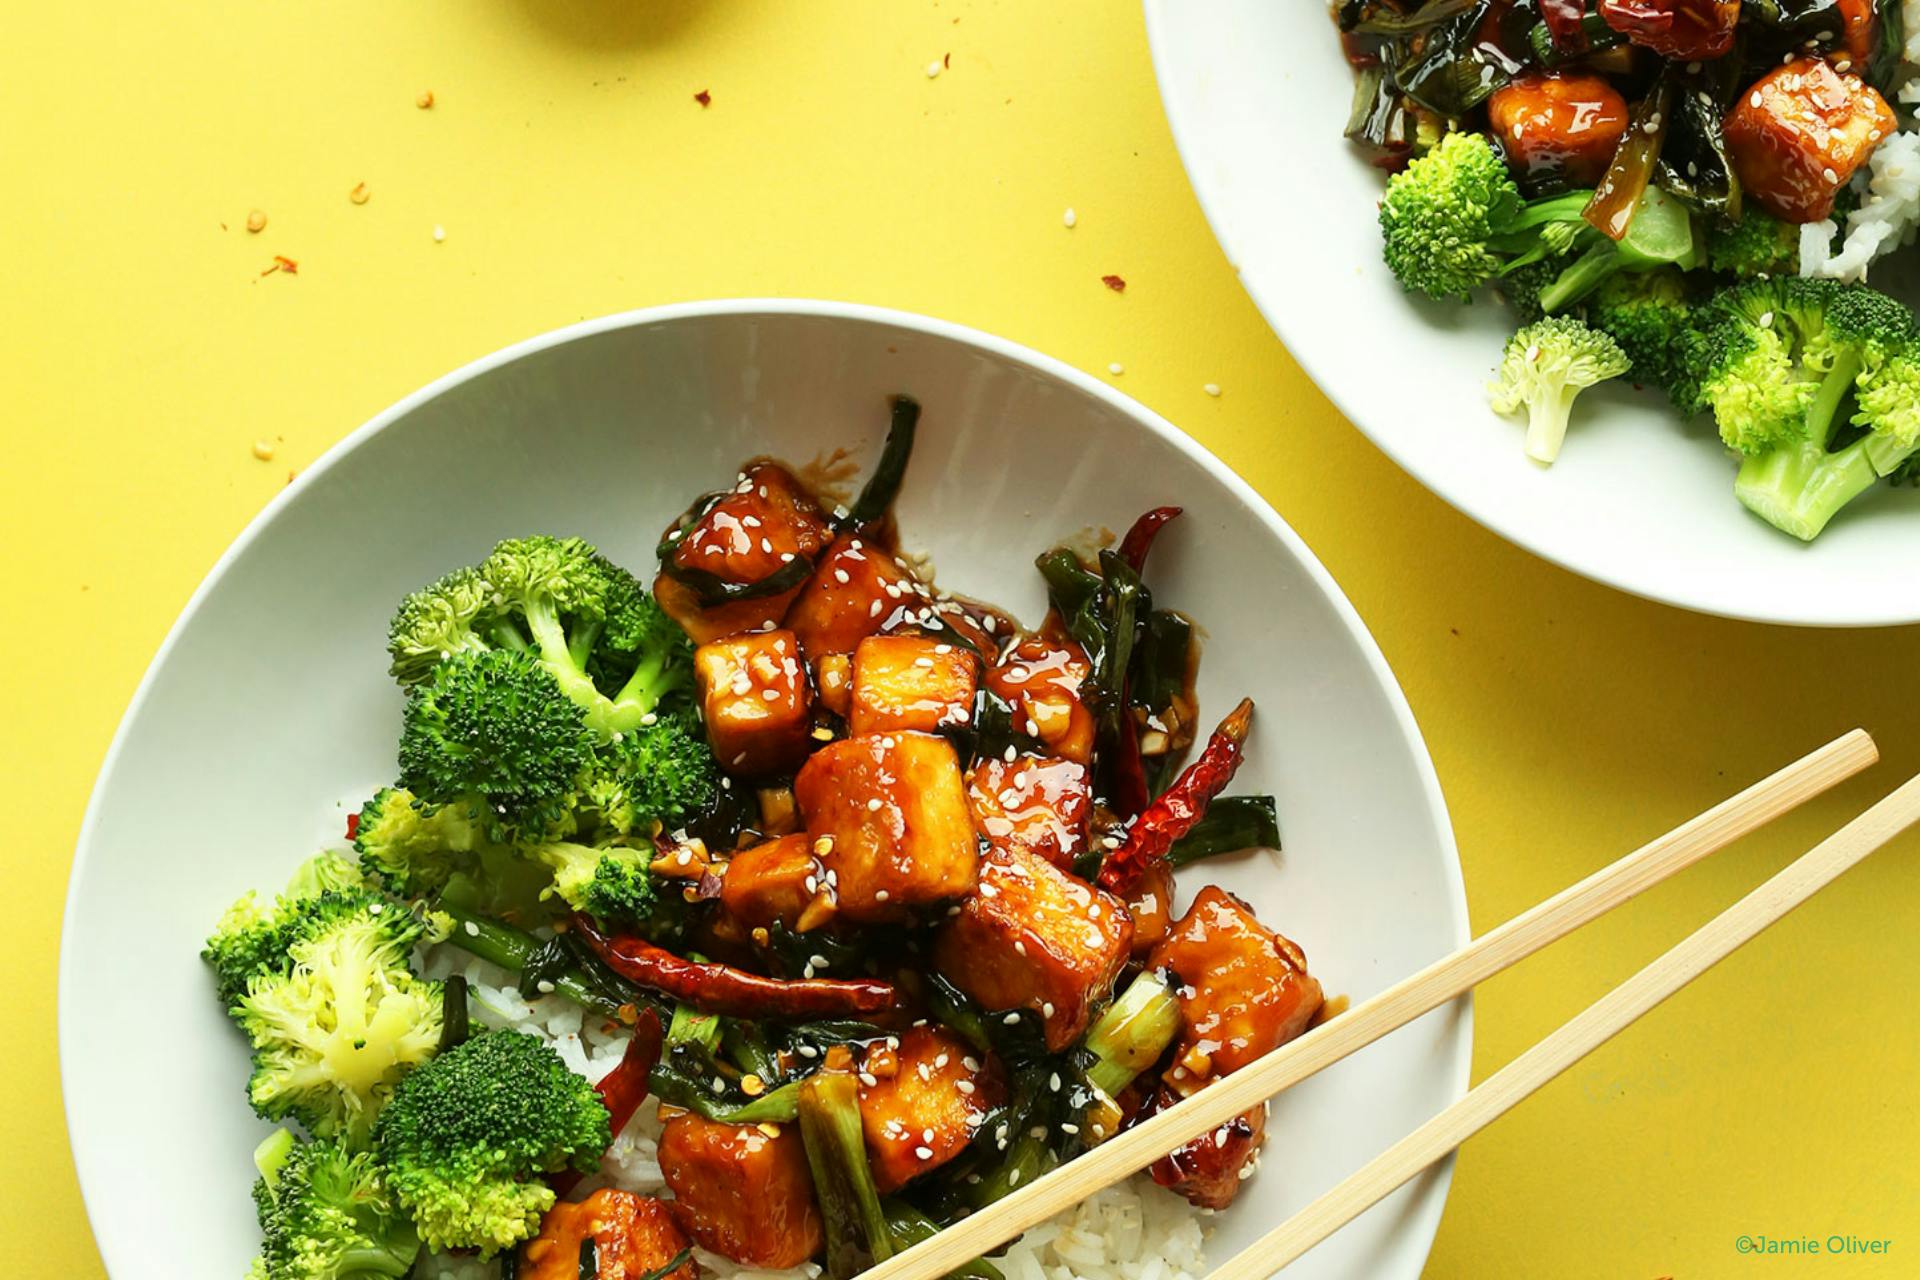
[864,728,1910,1280]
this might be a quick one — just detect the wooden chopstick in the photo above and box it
[859,729,1877,1280]
[1219,764,1920,1279]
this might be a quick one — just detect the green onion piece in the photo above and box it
[799,1072,895,1279]
[881,1201,1004,1280]
[579,1237,598,1280]
[1165,796,1281,869]
[842,395,921,530]
[1083,970,1183,1100]
[440,975,471,1053]
[668,1002,723,1053]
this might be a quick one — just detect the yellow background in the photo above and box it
[4,1,1915,1275]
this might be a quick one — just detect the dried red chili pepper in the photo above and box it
[551,1007,663,1197]
[571,915,897,1018]
[1098,698,1254,896]
[1537,0,1591,53]
[344,811,359,841]
[1117,506,1182,575]
[1597,0,1737,61]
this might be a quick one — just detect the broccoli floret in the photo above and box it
[204,856,391,1008]
[530,840,657,926]
[1587,270,1695,392]
[353,787,488,898]
[248,1129,419,1279]
[373,1030,611,1257]
[1380,133,1696,307]
[387,537,693,738]
[397,648,594,840]
[1487,316,1631,464]
[575,709,720,837]
[1493,256,1562,323]
[1684,278,1920,539]
[1708,210,1801,278]
[235,904,442,1146]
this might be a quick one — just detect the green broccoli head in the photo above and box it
[373,1030,611,1257]
[204,867,390,1010]
[389,537,691,738]
[1493,257,1562,324]
[1486,316,1630,465]
[235,905,442,1147]
[1587,270,1695,392]
[397,648,594,841]
[1380,132,1524,300]
[387,566,500,688]
[1707,211,1801,278]
[576,710,720,837]
[249,1129,419,1279]
[1686,279,1920,539]
[531,841,657,928]
[353,787,487,899]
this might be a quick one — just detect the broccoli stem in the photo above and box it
[798,1072,895,1280]
[1538,241,1623,314]
[253,1127,297,1184]
[1083,971,1183,1100]
[1734,437,1881,541]
[1525,380,1584,465]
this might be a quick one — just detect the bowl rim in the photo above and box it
[58,297,1472,1276]
[1140,0,1920,629]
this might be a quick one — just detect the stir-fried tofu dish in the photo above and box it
[1338,0,1920,541]
[204,398,1322,1280]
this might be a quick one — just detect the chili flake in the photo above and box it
[694,89,711,106]
[1101,274,1126,292]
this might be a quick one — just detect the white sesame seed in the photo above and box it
[1061,1123,1079,1134]
[640,712,658,726]
[760,537,773,554]
[1042,1001,1056,1018]
[1063,207,1077,228]
[1003,1012,1021,1025]
[859,1071,879,1087]
[1014,940,1027,956]
[875,889,890,901]
[1003,745,1018,762]
[926,59,943,78]
[1203,383,1221,397]
[1008,1168,1021,1185]
[1024,719,1040,736]
[798,1043,819,1058]
[713,1075,727,1091]
[870,600,884,617]
[916,1145,935,1158]
[810,953,830,968]
[834,569,851,584]
[464,921,480,937]
[805,876,818,894]
[1048,1073,1062,1091]
[537,980,555,994]
[957,1079,976,1094]
[979,883,999,898]
[720,776,732,790]
[432,224,446,242]
[867,797,883,811]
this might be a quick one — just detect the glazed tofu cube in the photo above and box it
[1149,1101,1267,1211]
[850,634,979,736]
[794,732,979,922]
[663,462,832,589]
[719,833,818,929]
[985,636,1096,764]
[1149,885,1323,1089]
[785,534,919,664]
[694,629,813,776]
[657,1113,824,1269]
[965,754,1090,871]
[816,652,854,718]
[1123,859,1176,957]
[932,847,1132,1051]
[1486,73,1628,187]
[519,1190,697,1280]
[1726,58,1896,222]
[857,1025,1006,1192]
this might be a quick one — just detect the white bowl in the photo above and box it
[1144,2,1920,627]
[58,301,1470,1279]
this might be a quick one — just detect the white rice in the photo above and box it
[410,946,1211,1280]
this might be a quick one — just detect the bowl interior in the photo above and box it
[59,303,1469,1279]
[1144,1,1920,626]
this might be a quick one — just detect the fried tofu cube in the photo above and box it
[1150,885,1323,1089]
[1486,73,1629,188]
[857,1025,1007,1192]
[1149,1100,1267,1211]
[850,634,979,736]
[657,1114,823,1269]
[786,534,920,664]
[985,636,1096,764]
[816,652,854,718]
[693,629,813,776]
[664,462,832,589]
[795,732,979,921]
[1726,58,1896,222]
[932,847,1132,1051]
[520,1190,698,1280]
[966,754,1090,872]
[719,833,818,929]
